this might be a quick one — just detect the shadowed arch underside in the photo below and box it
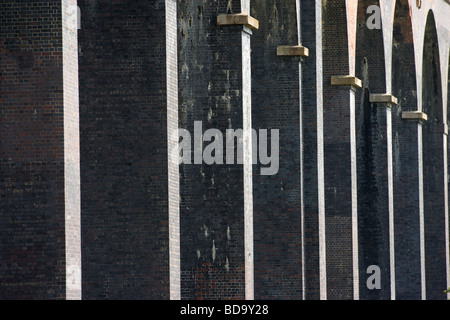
[391,0,423,301]
[422,10,447,301]
[355,0,392,300]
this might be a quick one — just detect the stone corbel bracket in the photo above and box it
[277,45,309,57]
[370,94,398,106]
[217,13,259,30]
[401,111,428,122]
[331,75,362,88]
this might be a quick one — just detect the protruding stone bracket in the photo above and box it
[370,94,398,106]
[331,75,362,89]
[277,45,309,57]
[217,13,259,30]
[402,111,428,122]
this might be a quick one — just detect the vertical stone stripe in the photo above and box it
[444,133,450,299]
[346,0,357,77]
[387,106,396,300]
[62,0,81,300]
[242,27,254,301]
[297,9,304,298]
[241,0,253,301]
[241,0,250,14]
[296,0,301,44]
[418,123,426,300]
[300,57,306,299]
[350,88,359,300]
[316,1,326,301]
[166,0,180,301]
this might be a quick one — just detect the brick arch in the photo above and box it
[421,9,447,300]
[391,0,423,300]
[392,0,416,107]
[448,50,450,126]
[355,0,392,301]
[356,0,386,91]
[422,11,443,122]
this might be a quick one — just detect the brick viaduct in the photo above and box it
[1,0,450,300]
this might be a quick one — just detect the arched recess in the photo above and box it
[422,10,447,300]
[355,0,391,300]
[391,0,422,300]
[322,0,359,300]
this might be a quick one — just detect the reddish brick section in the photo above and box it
[322,0,358,300]
[0,0,80,299]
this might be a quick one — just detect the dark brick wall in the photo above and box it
[422,11,447,300]
[0,0,79,299]
[391,0,422,300]
[78,0,171,299]
[322,0,357,300]
[178,0,247,300]
[2,0,450,301]
[355,0,392,300]
[300,0,324,300]
[251,0,302,300]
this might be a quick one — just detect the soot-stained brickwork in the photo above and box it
[0,0,80,299]
[77,0,171,299]
[391,0,422,300]
[178,0,249,300]
[2,0,450,300]
[250,0,303,300]
[355,0,391,300]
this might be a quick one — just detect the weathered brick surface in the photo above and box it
[78,0,171,299]
[300,0,325,300]
[0,0,80,299]
[322,0,358,300]
[178,0,248,300]
[355,0,392,300]
[251,0,302,300]
[391,0,422,300]
[1,0,450,300]
[422,11,447,300]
